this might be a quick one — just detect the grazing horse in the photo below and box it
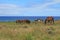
[34,19,43,24]
[16,20,30,24]
[35,19,43,22]
[45,16,54,24]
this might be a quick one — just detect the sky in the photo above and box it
[0,0,60,16]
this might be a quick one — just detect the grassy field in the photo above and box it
[0,20,60,40]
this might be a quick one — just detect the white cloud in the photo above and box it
[25,0,60,13]
[53,0,60,3]
[45,8,60,11]
[0,0,60,16]
[0,4,24,16]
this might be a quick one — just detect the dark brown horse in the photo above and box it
[16,20,30,24]
[45,16,54,24]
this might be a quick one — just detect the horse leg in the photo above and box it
[45,20,46,24]
[52,20,54,24]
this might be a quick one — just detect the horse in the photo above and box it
[34,19,43,24]
[16,20,30,24]
[35,19,43,22]
[45,16,54,24]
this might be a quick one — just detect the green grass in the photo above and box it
[0,20,60,40]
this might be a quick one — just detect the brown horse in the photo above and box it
[16,20,30,24]
[45,16,54,24]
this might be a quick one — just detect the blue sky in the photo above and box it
[0,0,60,16]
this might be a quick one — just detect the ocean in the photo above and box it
[0,16,60,22]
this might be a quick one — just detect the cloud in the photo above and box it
[0,4,23,16]
[26,0,60,13]
[45,8,60,11]
[0,0,60,16]
[53,0,60,3]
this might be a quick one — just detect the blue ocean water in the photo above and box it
[0,16,60,22]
